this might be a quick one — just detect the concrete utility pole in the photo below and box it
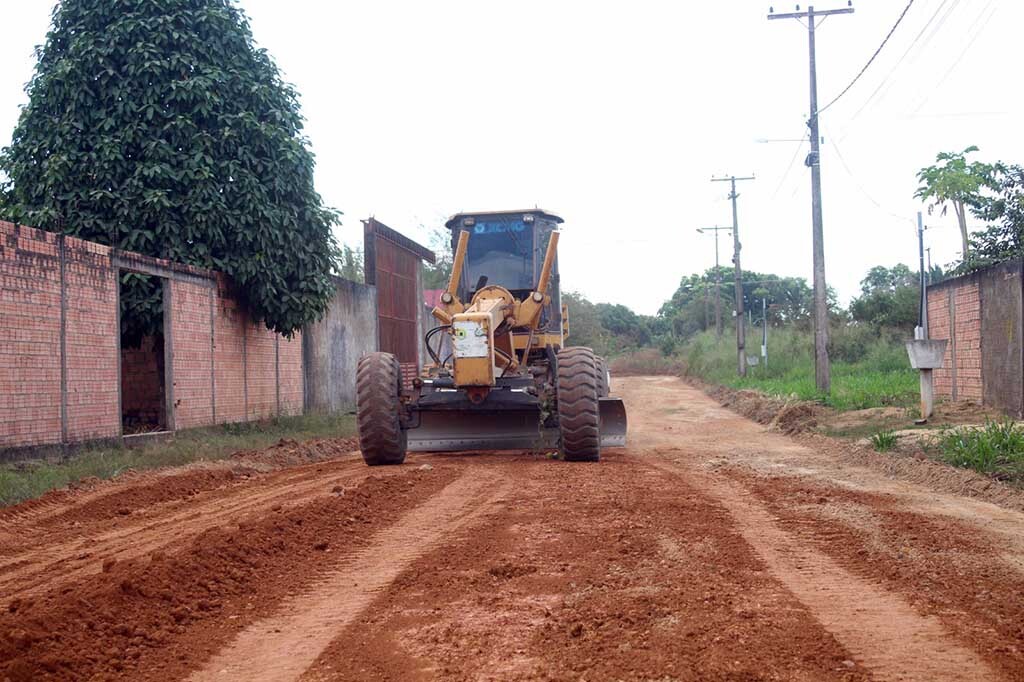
[696,226,731,338]
[769,3,854,395]
[711,175,755,377]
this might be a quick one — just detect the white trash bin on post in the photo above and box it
[906,339,948,422]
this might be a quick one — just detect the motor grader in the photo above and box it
[355,209,627,465]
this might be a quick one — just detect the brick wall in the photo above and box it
[279,334,303,416]
[213,276,247,424]
[928,278,983,402]
[1,223,307,452]
[169,279,214,430]
[0,223,63,447]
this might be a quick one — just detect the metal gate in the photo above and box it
[363,218,435,387]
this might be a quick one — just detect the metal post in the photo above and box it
[917,212,928,338]
[762,297,768,368]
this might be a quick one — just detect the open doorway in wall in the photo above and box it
[119,272,167,434]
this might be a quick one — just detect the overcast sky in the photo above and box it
[1,0,1019,314]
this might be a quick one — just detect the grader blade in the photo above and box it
[598,397,628,447]
[406,398,627,453]
[407,408,559,452]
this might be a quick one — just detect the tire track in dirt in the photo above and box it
[650,456,996,681]
[0,467,456,682]
[187,468,511,682]
[0,459,383,605]
[302,452,869,681]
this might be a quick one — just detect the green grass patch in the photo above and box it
[934,420,1024,481]
[0,413,355,508]
[681,327,918,411]
[869,430,899,452]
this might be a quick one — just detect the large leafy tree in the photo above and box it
[914,146,995,259]
[966,164,1024,268]
[0,0,338,338]
[848,264,919,331]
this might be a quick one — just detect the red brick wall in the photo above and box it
[213,276,247,424]
[1,223,306,451]
[63,236,120,441]
[279,334,303,416]
[169,279,214,429]
[245,321,278,420]
[0,223,63,447]
[928,279,983,402]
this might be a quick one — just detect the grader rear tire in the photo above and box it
[356,352,407,466]
[557,347,601,462]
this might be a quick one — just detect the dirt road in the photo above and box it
[3,376,1024,681]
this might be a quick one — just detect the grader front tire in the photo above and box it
[557,347,602,462]
[356,352,408,466]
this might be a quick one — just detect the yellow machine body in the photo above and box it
[407,209,626,452]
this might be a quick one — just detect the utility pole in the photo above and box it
[769,3,854,395]
[696,226,731,338]
[712,175,755,377]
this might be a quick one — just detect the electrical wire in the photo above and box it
[771,134,808,200]
[842,0,955,130]
[816,0,916,117]
[825,126,916,225]
[909,0,998,116]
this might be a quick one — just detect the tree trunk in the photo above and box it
[955,200,970,257]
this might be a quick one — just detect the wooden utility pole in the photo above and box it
[697,226,731,339]
[768,3,854,394]
[712,176,755,377]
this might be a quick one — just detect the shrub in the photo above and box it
[936,420,1024,479]
[869,430,898,452]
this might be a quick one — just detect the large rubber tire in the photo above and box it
[356,352,407,466]
[596,356,610,398]
[557,347,601,462]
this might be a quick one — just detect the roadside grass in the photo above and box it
[869,430,899,452]
[681,327,918,411]
[0,413,356,508]
[933,420,1024,482]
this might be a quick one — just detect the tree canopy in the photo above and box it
[965,164,1024,269]
[848,264,919,331]
[914,146,995,258]
[0,0,338,338]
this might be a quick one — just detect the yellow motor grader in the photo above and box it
[355,209,627,465]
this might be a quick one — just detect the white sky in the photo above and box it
[1,1,1019,315]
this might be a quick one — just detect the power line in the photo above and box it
[817,0,916,116]
[910,0,998,115]
[824,126,915,225]
[771,134,808,199]
[842,0,955,130]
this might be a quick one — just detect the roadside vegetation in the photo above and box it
[679,327,917,411]
[934,420,1024,482]
[0,414,355,507]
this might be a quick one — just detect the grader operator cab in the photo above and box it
[355,209,627,465]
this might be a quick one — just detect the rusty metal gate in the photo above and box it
[363,218,435,387]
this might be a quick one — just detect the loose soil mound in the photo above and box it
[706,384,825,434]
[231,436,358,468]
[0,468,452,682]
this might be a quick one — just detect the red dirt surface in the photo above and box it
[3,377,1023,681]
